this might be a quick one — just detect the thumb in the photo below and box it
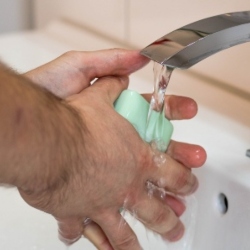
[90,75,129,104]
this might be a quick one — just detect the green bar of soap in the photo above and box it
[114,90,173,151]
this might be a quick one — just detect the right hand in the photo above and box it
[21,49,205,250]
[20,74,200,250]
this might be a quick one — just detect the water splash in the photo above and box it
[145,62,173,148]
[147,62,173,120]
[145,62,197,250]
[119,62,197,249]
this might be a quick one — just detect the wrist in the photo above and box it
[21,101,86,194]
[0,66,85,194]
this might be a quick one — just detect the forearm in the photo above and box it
[0,64,84,192]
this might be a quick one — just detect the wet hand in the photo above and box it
[19,75,201,250]
[81,92,206,250]
[22,49,206,250]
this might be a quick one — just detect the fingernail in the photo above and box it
[118,76,128,84]
[163,221,185,242]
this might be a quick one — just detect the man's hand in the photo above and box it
[79,88,206,250]
[21,49,206,249]
[24,49,149,98]
[18,75,204,250]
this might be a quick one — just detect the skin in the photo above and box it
[0,49,206,250]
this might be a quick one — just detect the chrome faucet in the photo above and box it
[140,11,250,69]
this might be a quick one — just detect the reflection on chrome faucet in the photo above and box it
[141,11,250,69]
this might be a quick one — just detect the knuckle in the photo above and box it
[111,48,123,63]
[174,169,192,192]
[163,220,185,242]
[63,50,78,58]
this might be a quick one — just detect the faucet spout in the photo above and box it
[140,11,250,69]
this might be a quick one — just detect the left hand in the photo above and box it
[24,49,149,98]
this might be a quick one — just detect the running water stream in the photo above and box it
[147,62,173,123]
[144,62,197,250]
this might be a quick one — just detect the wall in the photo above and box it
[34,0,128,43]
[34,0,250,46]
[0,0,33,34]
[33,0,250,94]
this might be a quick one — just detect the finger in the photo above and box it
[78,49,149,82]
[164,95,198,120]
[142,94,198,120]
[89,75,129,103]
[146,183,186,217]
[83,219,113,250]
[130,192,185,242]
[57,217,83,245]
[164,194,186,217]
[149,152,198,195]
[96,212,142,250]
[167,140,207,168]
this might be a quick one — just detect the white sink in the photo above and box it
[0,21,249,250]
